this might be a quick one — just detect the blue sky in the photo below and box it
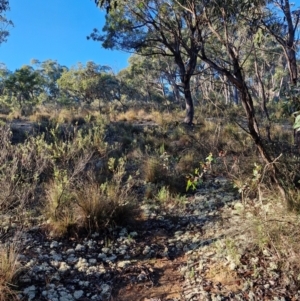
[0,0,131,72]
[1,1,300,73]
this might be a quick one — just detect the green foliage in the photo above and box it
[186,153,215,192]
[233,162,263,203]
[293,111,300,132]
[156,186,170,202]
[57,61,120,106]
[2,66,44,114]
[0,126,52,213]
[0,0,13,46]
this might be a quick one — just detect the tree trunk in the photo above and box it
[286,47,298,85]
[254,49,271,141]
[183,80,194,124]
[240,85,287,202]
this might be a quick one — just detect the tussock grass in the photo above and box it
[0,237,23,301]
[75,180,137,232]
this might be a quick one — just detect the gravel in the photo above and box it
[2,176,299,300]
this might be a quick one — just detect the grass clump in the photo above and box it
[75,179,136,233]
[44,156,137,237]
[0,238,23,301]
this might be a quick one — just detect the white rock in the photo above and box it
[117,260,131,268]
[59,262,71,273]
[98,253,107,259]
[75,258,89,272]
[51,260,61,268]
[50,241,59,248]
[101,247,110,254]
[67,255,78,264]
[75,244,85,251]
[87,240,95,248]
[74,290,84,299]
[100,284,111,296]
[142,246,151,255]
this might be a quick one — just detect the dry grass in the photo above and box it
[7,110,23,121]
[29,112,51,123]
[117,109,139,122]
[143,156,166,183]
[74,181,137,232]
[44,175,78,237]
[0,238,22,301]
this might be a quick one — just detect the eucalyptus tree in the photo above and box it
[182,0,289,199]
[0,0,13,45]
[120,54,177,104]
[57,62,122,110]
[94,0,118,12]
[31,59,67,103]
[260,0,300,85]
[3,65,44,114]
[0,63,10,94]
[90,0,208,124]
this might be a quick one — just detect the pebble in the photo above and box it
[73,290,84,299]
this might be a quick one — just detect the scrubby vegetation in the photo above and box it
[0,99,299,298]
[1,0,300,298]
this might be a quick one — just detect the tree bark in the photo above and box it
[183,80,194,124]
[286,47,298,85]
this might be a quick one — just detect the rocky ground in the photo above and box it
[2,176,300,301]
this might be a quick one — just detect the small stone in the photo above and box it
[89,258,97,265]
[101,247,110,254]
[98,253,107,259]
[129,231,138,238]
[175,231,184,236]
[23,285,36,301]
[100,284,111,296]
[66,248,75,255]
[74,290,84,299]
[50,241,59,248]
[117,260,131,268]
[59,262,71,273]
[79,281,89,287]
[143,246,151,255]
[75,244,85,251]
[87,240,95,248]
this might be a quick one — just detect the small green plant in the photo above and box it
[189,266,195,279]
[186,153,215,192]
[233,162,262,203]
[293,111,300,130]
[156,186,170,202]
